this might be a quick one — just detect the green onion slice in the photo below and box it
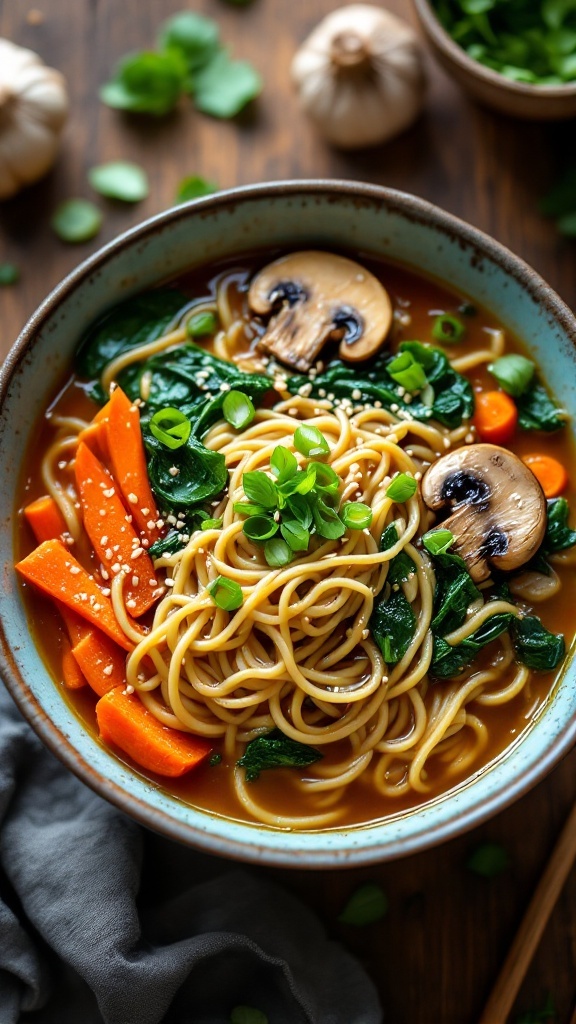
[149,407,191,449]
[340,502,373,530]
[488,354,535,398]
[294,424,330,458]
[187,310,218,336]
[387,351,427,392]
[223,389,256,430]
[422,528,454,556]
[270,445,298,483]
[243,515,279,542]
[207,575,243,611]
[386,473,418,502]
[201,517,223,531]
[264,537,292,567]
[432,313,465,344]
[312,461,340,492]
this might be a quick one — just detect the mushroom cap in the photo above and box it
[248,250,392,372]
[421,443,547,581]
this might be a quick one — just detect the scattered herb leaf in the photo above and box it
[338,883,389,926]
[175,176,218,203]
[88,161,149,202]
[511,615,565,670]
[100,51,187,115]
[0,263,19,285]
[467,842,510,878]
[193,49,262,118]
[237,728,322,781]
[51,199,102,243]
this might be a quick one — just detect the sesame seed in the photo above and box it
[131,548,144,560]
[169,466,180,477]
[140,507,149,516]
[58,460,67,470]
[126,599,137,610]
[147,520,156,530]
[148,579,157,586]
[165,578,175,587]
[167,514,177,525]
[128,493,138,504]
[105,547,113,560]
[219,382,231,392]
[352,389,361,401]
[132,575,139,587]
[69,565,80,575]
[99,509,106,517]
[111,563,121,573]
[156,519,165,528]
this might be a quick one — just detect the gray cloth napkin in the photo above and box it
[0,683,382,1024]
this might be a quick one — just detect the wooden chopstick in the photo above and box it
[478,798,576,1024]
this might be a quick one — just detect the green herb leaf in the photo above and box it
[542,496,576,552]
[223,389,255,430]
[517,381,566,432]
[467,842,510,878]
[432,313,465,343]
[386,473,417,502]
[186,311,218,337]
[312,497,346,540]
[243,515,279,542]
[340,502,373,530]
[237,728,322,781]
[294,424,330,458]
[242,471,278,509]
[201,517,223,530]
[192,49,262,118]
[270,445,298,484]
[51,199,102,243]
[338,883,389,926]
[488,354,535,397]
[230,1008,268,1024]
[370,588,416,665]
[280,519,310,551]
[88,161,149,203]
[285,493,313,528]
[158,11,220,72]
[100,51,186,115]
[312,461,340,493]
[380,524,417,585]
[512,615,565,670]
[207,575,243,611]
[144,430,227,509]
[234,501,267,517]
[0,263,19,285]
[175,176,218,203]
[149,407,191,449]
[264,537,292,567]
[209,752,222,766]
[387,351,428,391]
[422,529,454,555]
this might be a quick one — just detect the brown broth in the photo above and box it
[15,253,576,830]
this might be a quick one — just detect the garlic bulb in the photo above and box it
[291,4,425,150]
[0,38,69,200]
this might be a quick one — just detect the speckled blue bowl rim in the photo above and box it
[1,180,575,869]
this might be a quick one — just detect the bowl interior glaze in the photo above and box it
[1,181,576,867]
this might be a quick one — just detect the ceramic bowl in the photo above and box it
[411,0,576,120]
[1,181,576,868]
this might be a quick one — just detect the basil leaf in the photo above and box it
[312,497,346,540]
[51,199,102,244]
[516,381,566,432]
[242,471,277,509]
[312,461,340,492]
[264,537,292,567]
[0,263,19,285]
[175,176,218,203]
[467,842,509,878]
[280,519,310,551]
[88,161,149,202]
[100,51,186,115]
[370,589,416,665]
[270,445,298,484]
[237,728,322,781]
[158,11,220,73]
[511,616,565,670]
[234,501,267,517]
[192,49,262,118]
[285,493,313,528]
[488,354,535,397]
[542,496,576,552]
[338,883,388,926]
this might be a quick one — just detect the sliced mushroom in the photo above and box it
[248,250,392,372]
[421,443,546,582]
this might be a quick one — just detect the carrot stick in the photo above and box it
[474,390,518,445]
[16,539,133,651]
[522,453,568,498]
[106,386,161,545]
[24,495,67,544]
[74,442,160,617]
[96,688,212,777]
[61,637,87,689]
[77,400,111,462]
[71,629,127,697]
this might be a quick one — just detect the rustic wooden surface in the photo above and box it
[1,1,575,1022]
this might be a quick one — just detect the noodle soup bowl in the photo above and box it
[1,181,576,867]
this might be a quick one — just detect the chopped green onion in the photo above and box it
[222,389,255,430]
[312,461,340,492]
[312,499,346,540]
[0,263,19,286]
[242,471,278,509]
[387,351,427,392]
[149,407,191,449]
[207,575,243,611]
[386,473,418,502]
[422,528,454,556]
[208,752,222,767]
[280,519,310,551]
[270,445,298,484]
[201,517,223,530]
[243,515,279,542]
[264,537,292,567]
[186,310,218,336]
[340,502,373,530]
[432,313,465,344]
[291,464,317,495]
[294,424,330,458]
[488,354,535,398]
[338,883,388,926]
[467,842,509,879]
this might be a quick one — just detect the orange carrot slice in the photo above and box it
[57,603,90,645]
[474,390,518,445]
[72,629,127,697]
[106,386,161,545]
[16,539,133,651]
[77,400,111,462]
[61,637,87,689]
[74,442,159,617]
[96,688,212,777]
[24,495,67,544]
[522,453,568,498]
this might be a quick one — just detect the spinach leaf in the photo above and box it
[143,429,227,509]
[430,552,481,635]
[380,522,417,584]
[516,381,566,432]
[286,342,474,429]
[370,589,416,665]
[148,509,212,557]
[237,728,322,782]
[512,616,565,671]
[542,496,576,552]
[431,613,513,679]
[77,289,187,400]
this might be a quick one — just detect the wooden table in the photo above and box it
[1,1,575,1021]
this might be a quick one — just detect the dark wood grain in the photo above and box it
[1,2,575,1022]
